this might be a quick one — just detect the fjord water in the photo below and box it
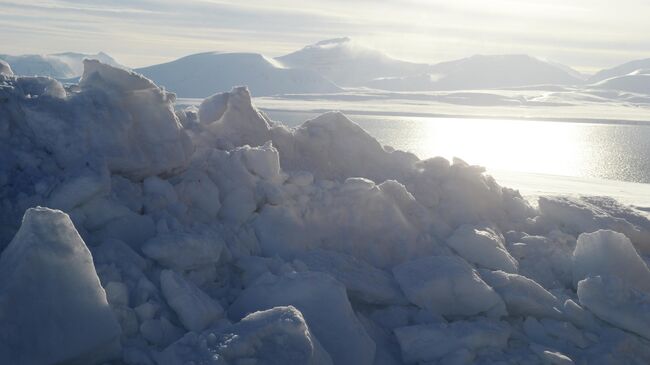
[266,110,650,185]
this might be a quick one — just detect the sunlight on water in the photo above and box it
[265,110,650,184]
[388,117,583,177]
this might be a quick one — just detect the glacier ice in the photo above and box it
[2,60,650,364]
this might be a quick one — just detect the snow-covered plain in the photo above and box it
[4,60,650,364]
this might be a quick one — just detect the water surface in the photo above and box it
[264,110,650,184]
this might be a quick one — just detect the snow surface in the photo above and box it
[3,60,650,364]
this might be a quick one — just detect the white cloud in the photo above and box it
[0,0,649,71]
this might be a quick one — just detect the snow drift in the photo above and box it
[2,60,650,364]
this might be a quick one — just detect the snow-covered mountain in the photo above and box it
[0,52,122,78]
[590,69,650,94]
[276,37,430,86]
[589,58,650,84]
[135,52,342,97]
[367,54,584,91]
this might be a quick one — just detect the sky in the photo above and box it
[1,0,650,73]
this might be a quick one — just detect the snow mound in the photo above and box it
[0,207,121,364]
[392,255,506,317]
[0,59,192,183]
[159,306,332,365]
[229,271,376,365]
[136,52,341,97]
[275,111,415,181]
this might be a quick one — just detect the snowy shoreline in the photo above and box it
[489,170,650,210]
[256,105,650,127]
[4,60,650,364]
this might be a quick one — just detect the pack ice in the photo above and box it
[2,60,650,364]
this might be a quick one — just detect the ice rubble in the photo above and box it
[2,60,650,364]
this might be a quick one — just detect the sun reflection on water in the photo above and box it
[265,110,650,184]
[402,117,584,177]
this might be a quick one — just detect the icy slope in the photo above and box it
[3,61,650,364]
[0,51,122,78]
[136,52,342,97]
[277,37,430,86]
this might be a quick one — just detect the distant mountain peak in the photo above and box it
[313,37,352,47]
[589,58,650,83]
[466,54,537,61]
[277,38,430,86]
[134,51,341,97]
[0,51,125,79]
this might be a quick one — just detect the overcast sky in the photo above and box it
[1,0,649,73]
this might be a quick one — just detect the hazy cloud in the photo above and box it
[0,0,649,72]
